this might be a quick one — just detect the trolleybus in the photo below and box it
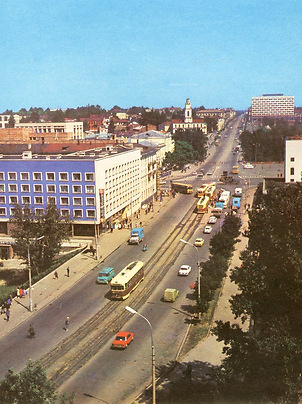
[111,261,144,300]
[197,195,210,214]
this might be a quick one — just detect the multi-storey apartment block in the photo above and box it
[251,94,294,120]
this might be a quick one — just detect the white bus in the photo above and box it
[219,190,231,208]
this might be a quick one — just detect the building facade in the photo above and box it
[172,98,207,134]
[0,114,21,129]
[251,94,294,120]
[15,122,84,140]
[284,137,302,183]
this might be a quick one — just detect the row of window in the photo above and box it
[0,184,95,194]
[0,207,95,218]
[0,172,94,182]
[104,161,140,179]
[0,195,95,206]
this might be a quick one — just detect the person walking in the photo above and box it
[64,316,70,331]
[5,308,10,321]
[28,324,35,338]
[54,270,58,280]
[66,267,70,277]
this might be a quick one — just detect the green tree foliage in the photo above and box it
[8,115,15,128]
[108,119,115,133]
[204,116,218,133]
[197,215,241,314]
[240,123,302,162]
[9,202,71,275]
[0,361,57,403]
[139,110,167,127]
[173,128,207,161]
[213,182,302,403]
[164,140,197,168]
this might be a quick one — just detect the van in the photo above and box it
[164,288,179,302]
[96,267,115,284]
[235,187,243,197]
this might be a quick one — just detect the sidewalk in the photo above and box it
[0,194,174,340]
[180,186,255,365]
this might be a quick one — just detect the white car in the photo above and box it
[208,216,217,224]
[243,163,254,169]
[206,171,213,176]
[203,225,213,234]
[192,171,198,175]
[178,265,192,276]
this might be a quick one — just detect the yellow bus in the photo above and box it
[232,165,239,174]
[111,261,144,300]
[197,195,210,214]
[205,182,216,199]
[171,182,193,194]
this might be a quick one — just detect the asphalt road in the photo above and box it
[56,117,250,404]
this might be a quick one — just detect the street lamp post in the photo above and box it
[180,239,201,319]
[125,306,156,404]
[28,236,44,312]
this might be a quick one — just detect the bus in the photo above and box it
[197,195,210,214]
[171,182,193,194]
[219,190,231,208]
[205,182,216,199]
[197,184,209,198]
[197,182,216,198]
[232,165,239,174]
[110,261,144,300]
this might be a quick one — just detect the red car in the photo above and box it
[111,331,134,349]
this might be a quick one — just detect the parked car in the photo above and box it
[208,216,217,224]
[194,238,204,247]
[243,163,254,169]
[192,171,198,175]
[178,265,192,276]
[203,225,213,234]
[111,331,134,349]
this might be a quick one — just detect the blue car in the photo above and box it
[96,267,115,284]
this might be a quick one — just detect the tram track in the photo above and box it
[40,200,203,386]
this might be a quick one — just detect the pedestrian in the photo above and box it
[66,267,70,277]
[64,316,70,331]
[1,303,5,315]
[110,224,114,233]
[5,308,10,321]
[54,270,58,280]
[16,288,20,298]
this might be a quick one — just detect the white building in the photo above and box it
[284,137,302,183]
[15,121,84,140]
[172,98,207,134]
[251,94,294,119]
[129,130,175,166]
[0,114,21,128]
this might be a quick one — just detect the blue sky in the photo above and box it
[1,0,301,112]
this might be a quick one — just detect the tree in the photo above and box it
[108,119,115,133]
[173,128,207,161]
[213,182,302,403]
[9,201,72,275]
[0,361,57,403]
[164,140,197,168]
[8,115,15,128]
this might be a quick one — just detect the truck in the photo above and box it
[234,187,243,197]
[219,170,234,184]
[128,227,144,245]
[164,288,179,302]
[232,197,241,211]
